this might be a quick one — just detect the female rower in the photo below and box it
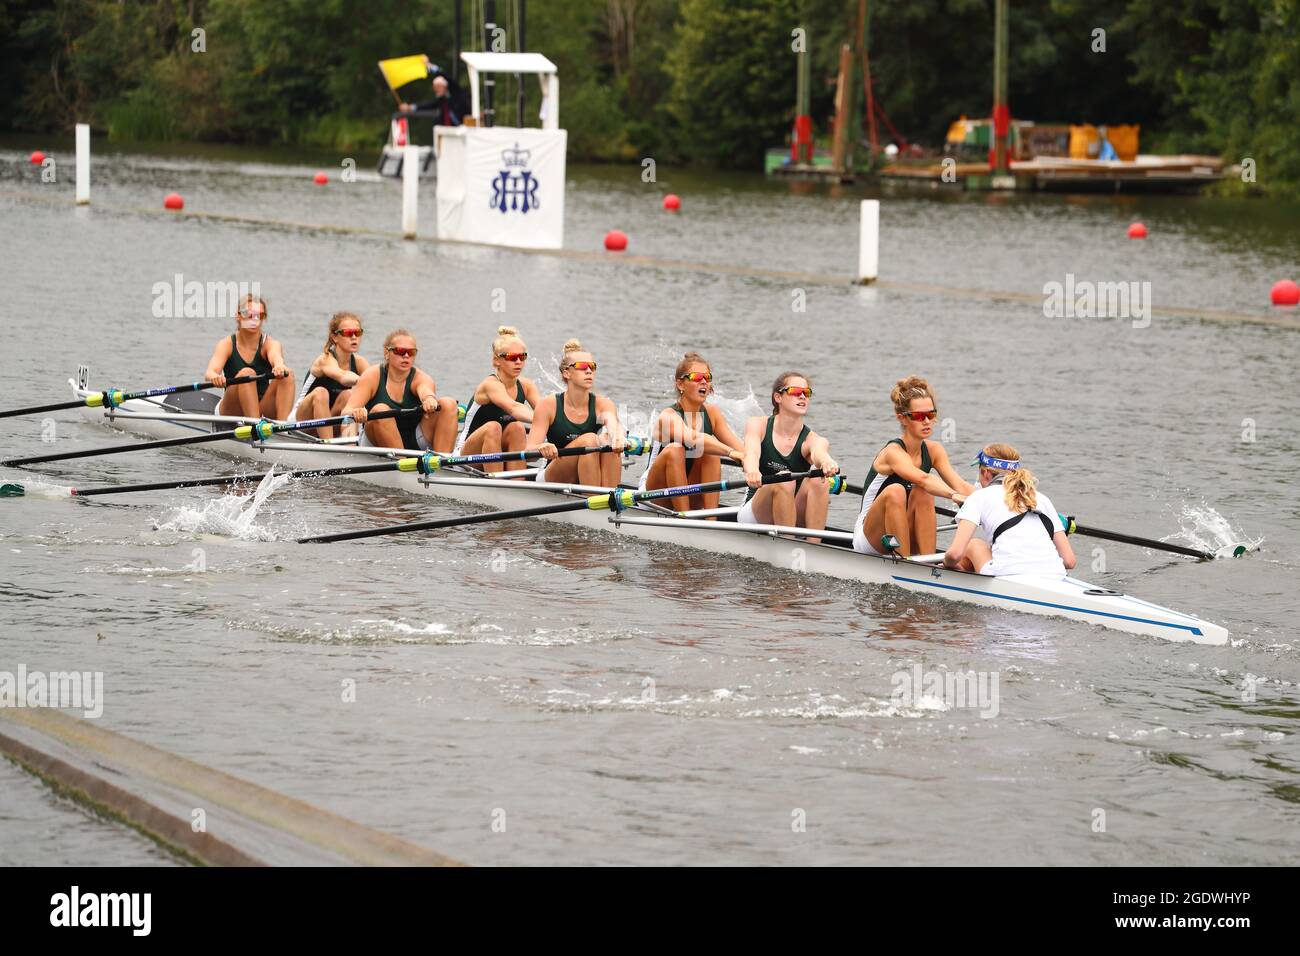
[202,295,294,420]
[853,375,973,558]
[527,339,625,486]
[639,352,746,512]
[739,371,839,541]
[292,311,371,439]
[343,329,458,451]
[943,444,1076,575]
[454,325,542,473]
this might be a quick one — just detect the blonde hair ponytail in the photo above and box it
[891,375,934,416]
[981,443,1038,513]
[493,325,522,353]
[383,328,417,351]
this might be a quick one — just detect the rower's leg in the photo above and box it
[795,477,830,544]
[220,368,261,418]
[568,433,604,485]
[331,390,356,438]
[364,402,402,448]
[462,422,504,473]
[750,483,796,527]
[863,483,911,555]
[599,451,622,488]
[297,387,331,439]
[686,453,721,515]
[643,444,688,510]
[907,488,936,555]
[262,371,295,421]
[425,396,459,453]
[957,538,991,572]
[541,433,599,485]
[502,421,528,475]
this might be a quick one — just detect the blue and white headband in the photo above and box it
[971,449,1021,471]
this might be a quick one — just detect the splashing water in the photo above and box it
[1164,501,1263,557]
[154,468,294,541]
[710,385,764,432]
[0,475,73,499]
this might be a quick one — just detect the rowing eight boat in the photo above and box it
[59,372,1230,645]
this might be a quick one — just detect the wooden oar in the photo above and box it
[0,373,276,419]
[299,468,829,544]
[1,407,422,467]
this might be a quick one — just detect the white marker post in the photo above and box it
[858,199,879,284]
[401,144,419,239]
[75,123,90,205]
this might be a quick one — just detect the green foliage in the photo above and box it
[104,85,178,142]
[0,0,1296,192]
[666,0,792,167]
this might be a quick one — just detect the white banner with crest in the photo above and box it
[435,126,566,249]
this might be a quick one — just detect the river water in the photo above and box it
[1,136,1298,865]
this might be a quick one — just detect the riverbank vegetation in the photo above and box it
[2,0,1296,193]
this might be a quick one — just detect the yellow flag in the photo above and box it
[378,55,430,92]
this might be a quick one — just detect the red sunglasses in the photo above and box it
[387,346,418,358]
[335,327,364,338]
[904,409,938,422]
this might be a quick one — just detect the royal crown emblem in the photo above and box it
[501,144,531,167]
[489,142,540,214]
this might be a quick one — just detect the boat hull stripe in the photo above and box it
[895,576,1205,636]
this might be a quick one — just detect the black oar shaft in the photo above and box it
[1,398,92,418]
[7,429,250,466]
[300,498,583,543]
[1069,523,1213,560]
[0,373,275,419]
[71,461,406,497]
[2,407,416,467]
[935,504,1214,560]
[299,468,823,545]
[65,443,615,496]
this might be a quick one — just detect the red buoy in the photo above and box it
[604,230,628,252]
[663,194,681,212]
[1127,222,1147,239]
[29,150,45,165]
[163,192,184,211]
[313,171,328,185]
[1271,279,1300,307]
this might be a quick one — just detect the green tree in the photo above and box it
[666,0,793,166]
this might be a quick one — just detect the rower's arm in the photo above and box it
[595,396,624,448]
[883,445,960,500]
[483,377,534,423]
[802,431,839,476]
[319,352,358,386]
[203,338,232,382]
[929,443,976,496]
[519,379,543,422]
[943,520,979,568]
[655,408,734,458]
[526,397,556,450]
[412,371,437,403]
[741,417,764,485]
[343,367,378,415]
[265,337,289,375]
[708,409,747,459]
[1054,531,1077,570]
